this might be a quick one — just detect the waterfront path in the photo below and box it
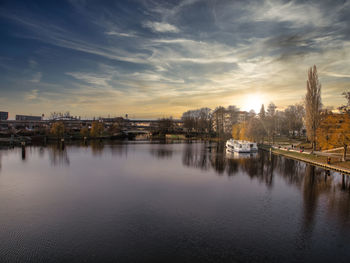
[260,144,350,175]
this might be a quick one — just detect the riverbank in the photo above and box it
[260,144,350,175]
[0,133,228,146]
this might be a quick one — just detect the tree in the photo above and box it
[182,110,196,132]
[108,123,122,135]
[197,108,212,133]
[213,106,226,137]
[295,103,305,136]
[155,118,174,135]
[338,91,350,112]
[275,110,288,136]
[231,122,248,140]
[317,114,350,161]
[182,107,212,133]
[80,127,89,137]
[90,121,104,137]
[284,103,305,137]
[246,117,265,143]
[232,123,241,140]
[305,65,322,151]
[50,122,65,138]
[266,102,277,144]
[259,104,265,120]
[49,111,74,120]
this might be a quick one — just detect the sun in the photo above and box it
[242,94,264,113]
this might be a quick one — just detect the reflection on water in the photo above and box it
[48,143,70,166]
[150,144,173,159]
[0,141,350,262]
[181,142,350,232]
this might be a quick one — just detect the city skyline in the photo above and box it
[1,0,349,118]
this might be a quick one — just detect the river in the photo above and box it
[0,141,349,262]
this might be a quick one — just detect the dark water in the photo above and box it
[0,141,350,263]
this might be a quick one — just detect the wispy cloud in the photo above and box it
[250,0,331,28]
[30,72,42,83]
[105,31,136,37]
[25,89,39,100]
[143,21,179,33]
[29,59,37,68]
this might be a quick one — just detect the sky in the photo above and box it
[0,0,349,119]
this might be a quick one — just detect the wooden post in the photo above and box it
[60,138,65,150]
[21,141,26,160]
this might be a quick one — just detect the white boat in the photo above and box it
[226,139,258,153]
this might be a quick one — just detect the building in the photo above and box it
[16,115,42,121]
[212,108,241,134]
[237,111,248,123]
[0,111,9,120]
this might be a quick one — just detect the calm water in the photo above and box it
[0,141,350,262]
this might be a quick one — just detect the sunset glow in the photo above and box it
[0,0,349,118]
[242,94,265,113]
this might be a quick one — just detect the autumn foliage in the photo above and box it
[90,121,104,137]
[317,113,350,160]
[232,122,246,140]
[317,114,350,149]
[50,121,65,138]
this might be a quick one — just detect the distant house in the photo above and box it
[15,115,42,121]
[0,111,9,120]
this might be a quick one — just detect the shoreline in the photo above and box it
[0,135,226,147]
[259,144,350,175]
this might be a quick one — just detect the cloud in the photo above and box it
[25,89,39,100]
[29,59,37,68]
[143,21,180,33]
[30,72,42,83]
[1,0,350,117]
[251,0,331,28]
[105,31,136,37]
[322,72,350,79]
[66,72,111,87]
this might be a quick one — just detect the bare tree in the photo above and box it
[284,103,305,137]
[155,117,174,135]
[259,104,265,120]
[305,65,322,151]
[182,108,212,133]
[212,106,226,137]
[338,91,350,112]
[266,102,277,144]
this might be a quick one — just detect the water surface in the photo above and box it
[0,142,349,262]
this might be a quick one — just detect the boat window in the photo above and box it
[250,144,253,148]
[239,145,242,148]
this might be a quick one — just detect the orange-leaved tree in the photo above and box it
[50,121,65,139]
[232,122,249,141]
[317,113,350,161]
[90,121,104,137]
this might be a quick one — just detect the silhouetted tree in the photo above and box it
[305,65,322,151]
[156,118,174,135]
